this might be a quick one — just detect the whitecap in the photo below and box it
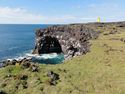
[3,50,64,64]
[29,53,64,64]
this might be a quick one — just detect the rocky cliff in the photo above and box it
[32,24,99,59]
[1,22,125,94]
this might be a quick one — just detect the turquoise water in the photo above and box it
[29,53,64,64]
[0,24,64,64]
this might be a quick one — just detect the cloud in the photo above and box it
[1,6,124,24]
[44,16,96,24]
[0,7,96,24]
[0,7,44,24]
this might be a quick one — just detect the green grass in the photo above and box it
[0,24,125,94]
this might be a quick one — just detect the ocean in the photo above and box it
[0,24,49,61]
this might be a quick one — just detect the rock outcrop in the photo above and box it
[32,24,99,59]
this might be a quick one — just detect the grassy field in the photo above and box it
[0,23,125,94]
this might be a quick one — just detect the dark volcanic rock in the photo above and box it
[4,59,17,66]
[32,24,99,59]
[47,71,60,86]
[20,59,31,69]
[33,31,62,54]
[30,64,39,72]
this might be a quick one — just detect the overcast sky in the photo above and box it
[0,0,125,24]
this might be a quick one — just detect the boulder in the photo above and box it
[30,64,39,72]
[47,71,60,85]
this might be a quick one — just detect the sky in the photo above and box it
[0,0,125,24]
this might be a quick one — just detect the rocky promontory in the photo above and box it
[1,22,125,94]
[0,23,100,67]
[32,24,99,59]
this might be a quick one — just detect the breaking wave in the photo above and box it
[27,53,64,64]
[6,52,64,64]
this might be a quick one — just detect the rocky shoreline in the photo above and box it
[1,22,125,94]
[0,58,39,72]
[0,23,101,67]
[1,21,125,68]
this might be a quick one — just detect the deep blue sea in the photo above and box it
[0,24,49,61]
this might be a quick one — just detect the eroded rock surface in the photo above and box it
[32,24,99,58]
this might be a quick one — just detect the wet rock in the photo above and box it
[8,59,17,65]
[11,59,17,65]
[4,59,17,66]
[47,71,60,85]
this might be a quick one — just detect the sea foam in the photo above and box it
[6,52,64,64]
[27,53,64,64]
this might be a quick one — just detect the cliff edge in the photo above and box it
[32,24,99,59]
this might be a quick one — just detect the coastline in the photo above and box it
[0,22,100,65]
[1,21,125,63]
[0,22,125,94]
